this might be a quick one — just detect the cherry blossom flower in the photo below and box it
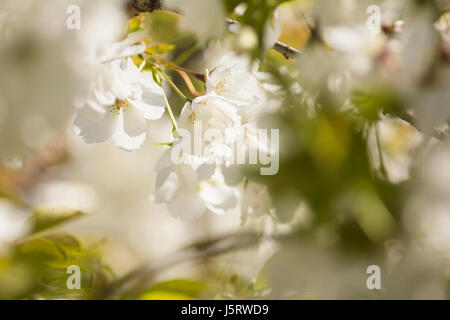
[153,144,239,220]
[205,53,269,123]
[178,94,242,163]
[179,54,280,169]
[74,58,166,151]
[366,116,423,183]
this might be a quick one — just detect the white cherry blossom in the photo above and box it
[0,0,127,163]
[153,144,239,220]
[205,53,268,123]
[74,58,166,151]
[178,94,242,163]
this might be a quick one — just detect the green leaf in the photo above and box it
[12,234,114,299]
[28,207,87,234]
[15,237,69,266]
[351,87,403,121]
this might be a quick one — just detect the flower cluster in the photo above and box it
[74,37,166,151]
[154,53,278,219]
[74,35,278,220]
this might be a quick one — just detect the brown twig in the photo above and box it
[273,40,301,59]
[127,3,301,59]
[174,69,202,97]
[155,56,206,82]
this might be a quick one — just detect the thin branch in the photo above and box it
[157,67,190,102]
[157,57,206,82]
[174,69,202,97]
[127,3,301,60]
[96,231,269,299]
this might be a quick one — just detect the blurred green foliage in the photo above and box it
[0,197,113,299]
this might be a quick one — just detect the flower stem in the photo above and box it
[158,68,190,102]
[164,94,178,132]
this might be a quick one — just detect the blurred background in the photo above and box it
[0,0,450,299]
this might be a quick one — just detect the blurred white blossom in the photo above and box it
[165,0,226,39]
[239,180,274,224]
[366,116,423,183]
[0,0,127,164]
[404,141,450,261]
[0,201,30,249]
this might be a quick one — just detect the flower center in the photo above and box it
[215,76,232,96]
[109,99,129,115]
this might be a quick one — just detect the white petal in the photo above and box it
[107,60,136,100]
[178,101,193,130]
[122,106,147,137]
[153,171,178,203]
[110,73,133,101]
[0,201,30,243]
[121,58,142,84]
[155,145,175,171]
[139,72,163,90]
[263,8,281,50]
[74,107,115,144]
[129,99,165,120]
[167,188,206,220]
[142,85,166,107]
[94,89,116,106]
[198,170,238,215]
[197,162,216,180]
[241,181,272,218]
[175,164,201,193]
[155,166,173,190]
[108,40,146,60]
[112,111,146,151]
[87,97,108,114]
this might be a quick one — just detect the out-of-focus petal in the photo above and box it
[167,188,206,220]
[198,170,239,215]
